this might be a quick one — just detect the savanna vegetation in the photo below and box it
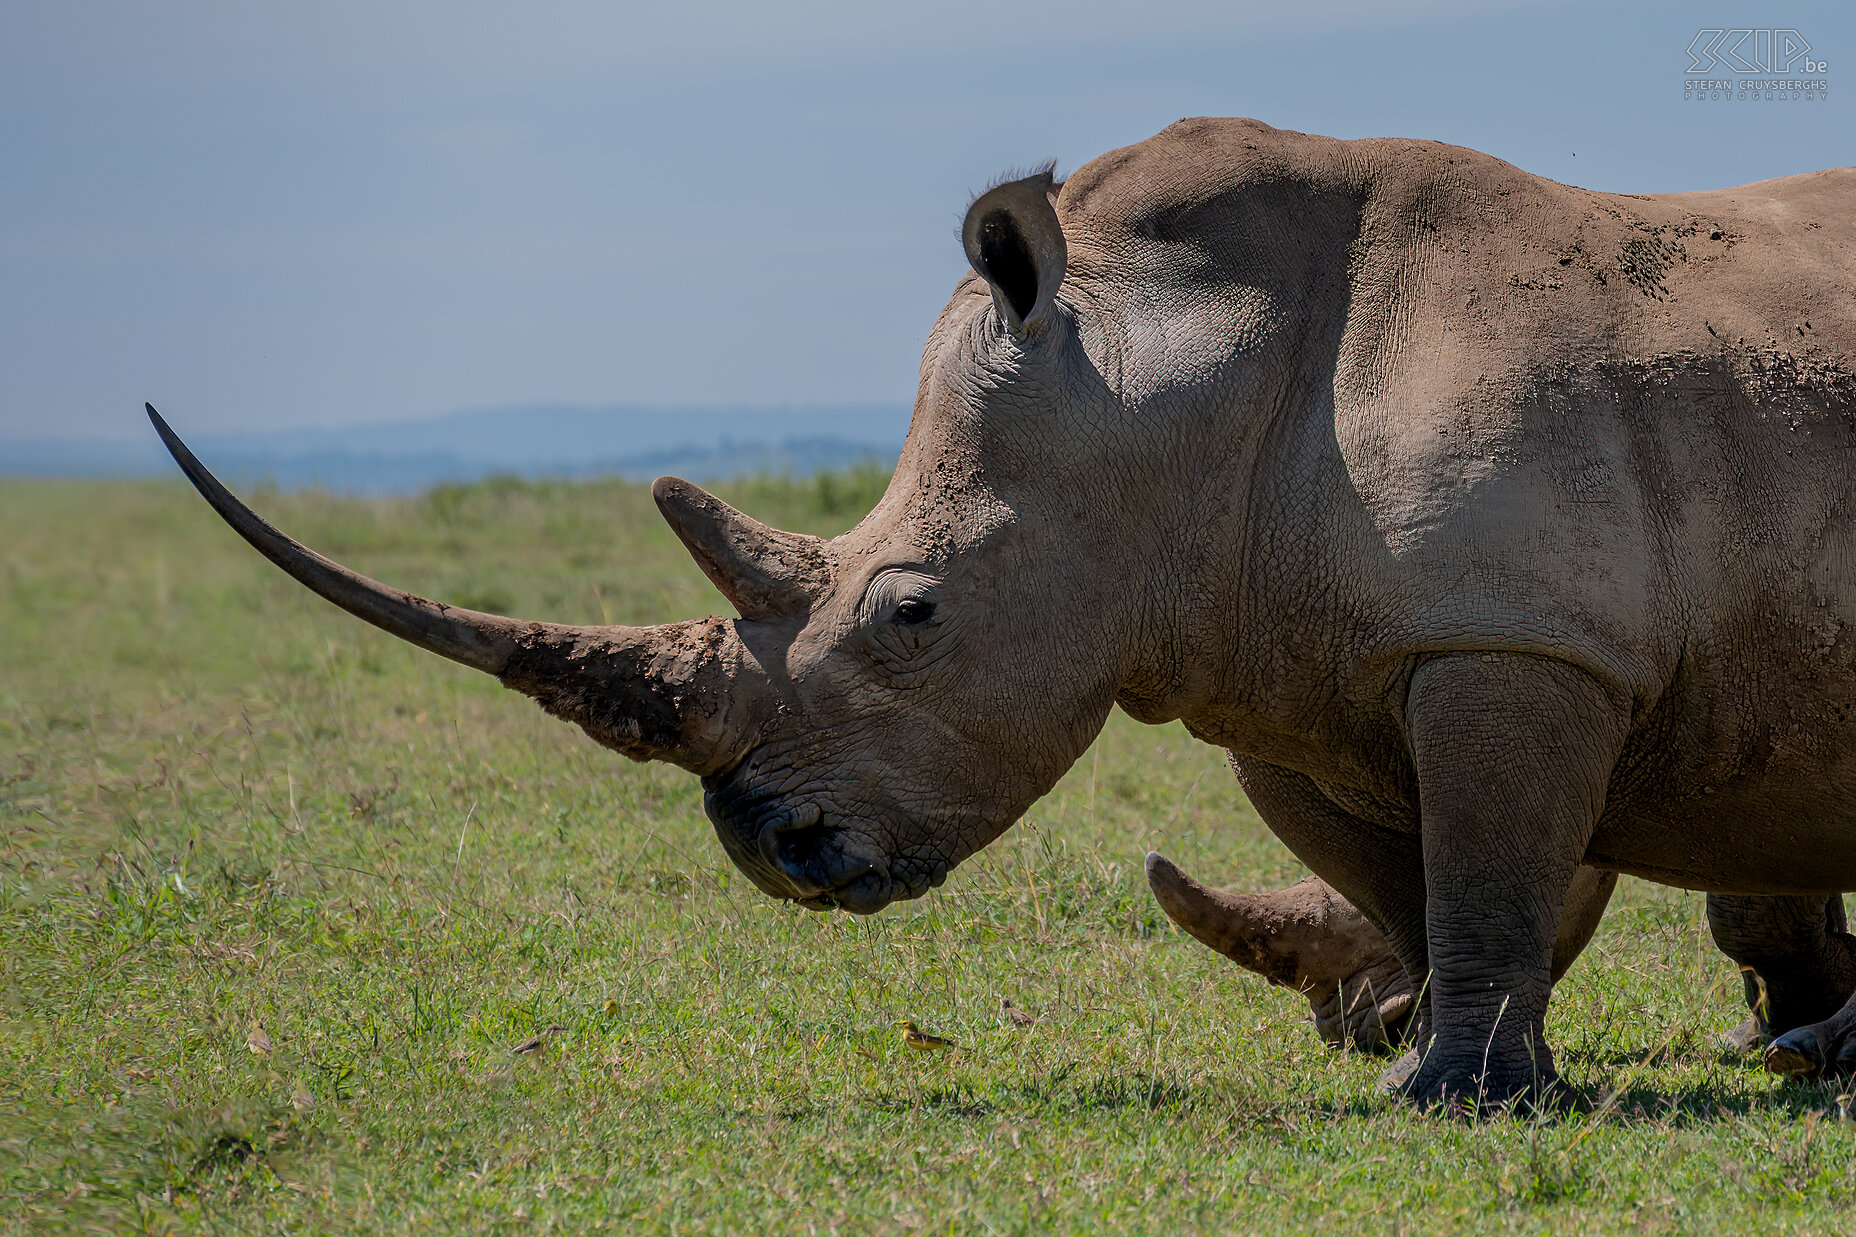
[3,470,1853,1234]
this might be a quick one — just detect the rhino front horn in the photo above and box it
[147,404,760,776]
[652,477,828,622]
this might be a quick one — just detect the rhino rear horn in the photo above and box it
[962,166,1067,331]
[652,477,828,622]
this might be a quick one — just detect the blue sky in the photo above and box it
[2,0,1850,441]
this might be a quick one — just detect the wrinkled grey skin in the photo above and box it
[1149,858,1856,1077]
[154,118,1856,1108]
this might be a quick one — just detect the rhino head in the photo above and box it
[154,158,1321,914]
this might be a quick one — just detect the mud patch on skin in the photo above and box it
[503,617,758,774]
[1617,236,1675,300]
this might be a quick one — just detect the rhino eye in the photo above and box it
[893,599,935,625]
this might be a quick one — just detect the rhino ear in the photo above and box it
[962,167,1066,332]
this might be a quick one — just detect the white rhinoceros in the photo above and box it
[150,117,1856,1106]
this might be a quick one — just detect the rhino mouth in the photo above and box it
[702,773,904,914]
[793,868,894,914]
[764,815,902,915]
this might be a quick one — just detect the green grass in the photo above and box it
[3,472,1853,1234]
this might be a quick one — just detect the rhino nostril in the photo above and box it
[757,802,826,895]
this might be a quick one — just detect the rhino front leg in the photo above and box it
[1145,859,1619,1054]
[1400,652,1630,1109]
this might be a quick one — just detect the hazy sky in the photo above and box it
[2,1,1850,441]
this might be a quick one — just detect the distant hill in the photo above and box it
[0,403,912,493]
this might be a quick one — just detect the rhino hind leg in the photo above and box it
[1765,991,1856,1078]
[1708,892,1856,1078]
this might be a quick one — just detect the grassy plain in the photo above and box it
[2,471,1854,1234]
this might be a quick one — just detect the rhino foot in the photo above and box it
[1709,893,1856,1080]
[1372,1035,1568,1112]
[1397,1048,1564,1115]
[1760,963,1856,1079]
[1764,1016,1856,1080]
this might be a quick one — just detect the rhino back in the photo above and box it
[1060,119,1856,884]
